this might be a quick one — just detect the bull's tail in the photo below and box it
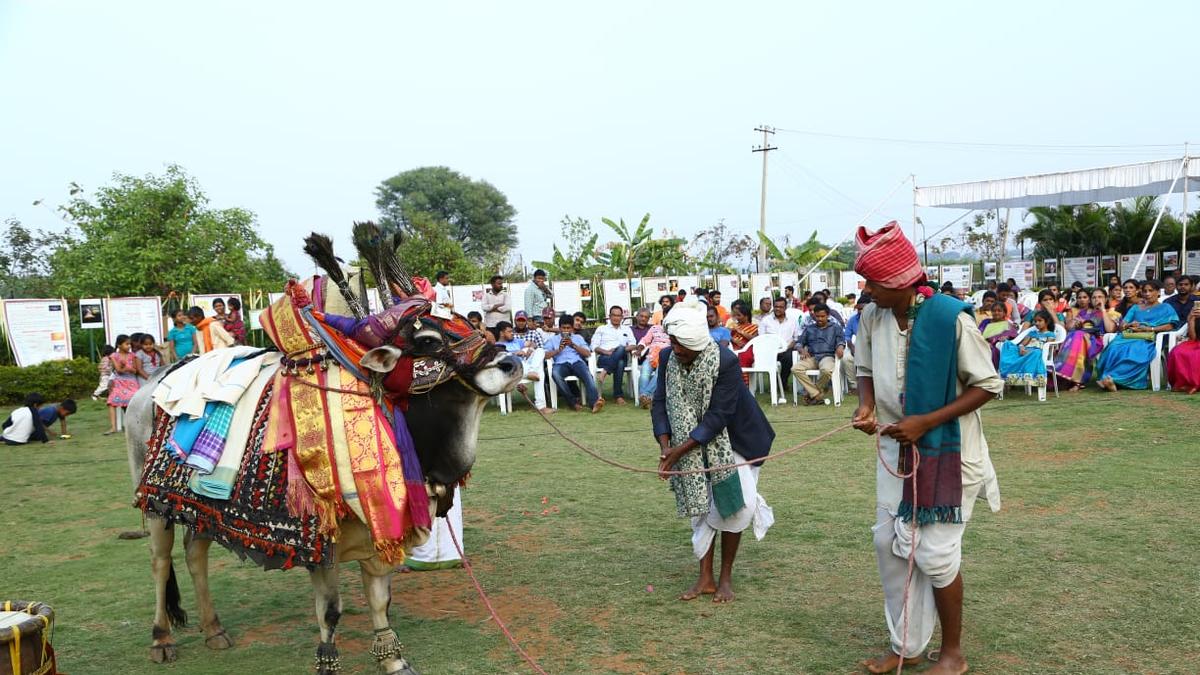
[166,562,188,628]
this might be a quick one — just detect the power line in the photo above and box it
[774,127,1185,153]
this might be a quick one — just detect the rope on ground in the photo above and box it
[447,521,549,675]
[519,389,853,475]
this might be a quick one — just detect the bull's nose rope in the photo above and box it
[518,389,852,475]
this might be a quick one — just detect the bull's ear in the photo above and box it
[360,345,404,372]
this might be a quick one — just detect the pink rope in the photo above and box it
[447,522,550,675]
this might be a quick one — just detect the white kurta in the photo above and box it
[855,304,1004,656]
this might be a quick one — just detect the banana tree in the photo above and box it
[594,214,654,279]
[757,231,847,272]
[532,233,606,280]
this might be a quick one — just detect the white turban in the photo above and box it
[662,298,713,351]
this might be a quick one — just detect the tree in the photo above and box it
[48,166,291,297]
[0,218,55,297]
[375,167,518,261]
[558,215,595,260]
[957,212,1009,261]
[757,231,847,272]
[690,219,755,272]
[395,213,487,283]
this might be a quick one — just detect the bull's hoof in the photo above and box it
[315,641,340,674]
[205,629,234,650]
[149,643,178,663]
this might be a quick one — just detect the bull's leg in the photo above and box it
[148,517,181,663]
[183,531,233,650]
[310,563,342,675]
[361,565,419,675]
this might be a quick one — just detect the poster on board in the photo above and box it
[450,285,484,317]
[1042,259,1059,280]
[777,272,799,294]
[1162,251,1180,271]
[2,299,72,366]
[1119,253,1155,282]
[642,277,669,304]
[715,274,741,306]
[749,273,773,304]
[673,276,700,294]
[839,271,864,296]
[983,262,998,280]
[1001,261,1035,290]
[1187,251,1200,275]
[104,296,164,345]
[80,298,104,329]
[629,279,643,307]
[601,279,632,315]
[806,271,830,291]
[1100,255,1117,275]
[189,293,242,320]
[924,266,941,284]
[552,280,582,316]
[1062,257,1098,287]
[940,265,972,291]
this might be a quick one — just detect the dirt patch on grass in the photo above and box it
[237,621,290,647]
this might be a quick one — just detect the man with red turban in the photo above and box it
[850,221,1003,675]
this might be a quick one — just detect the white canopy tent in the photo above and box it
[913,155,1197,280]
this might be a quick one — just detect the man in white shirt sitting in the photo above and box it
[757,297,800,391]
[590,305,639,405]
[496,320,552,414]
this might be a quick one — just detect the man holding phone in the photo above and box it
[544,314,603,413]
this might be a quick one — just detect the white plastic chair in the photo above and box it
[736,334,787,405]
[999,325,1066,402]
[498,349,545,415]
[1152,324,1189,391]
[547,355,589,409]
[589,348,639,403]
[790,350,844,407]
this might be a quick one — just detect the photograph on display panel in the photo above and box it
[80,298,104,328]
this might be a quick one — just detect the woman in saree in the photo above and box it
[1114,278,1141,317]
[727,300,759,384]
[1053,288,1117,391]
[1166,304,1200,393]
[999,310,1058,387]
[978,303,1019,367]
[1096,280,1179,391]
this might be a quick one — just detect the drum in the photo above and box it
[0,601,56,675]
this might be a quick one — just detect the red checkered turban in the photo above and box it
[854,220,926,289]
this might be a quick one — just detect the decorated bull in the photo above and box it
[127,226,523,674]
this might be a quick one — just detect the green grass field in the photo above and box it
[3,388,1199,674]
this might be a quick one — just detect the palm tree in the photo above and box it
[1020,204,1110,258]
[757,231,848,272]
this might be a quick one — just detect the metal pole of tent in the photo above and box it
[1129,156,1188,276]
[911,175,918,243]
[1183,146,1189,275]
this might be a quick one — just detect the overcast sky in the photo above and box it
[2,1,1196,277]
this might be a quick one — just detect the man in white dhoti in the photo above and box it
[651,299,776,603]
[851,221,1003,675]
[400,497,464,572]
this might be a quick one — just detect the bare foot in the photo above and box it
[679,580,717,601]
[861,652,924,674]
[1067,385,1082,393]
[615,397,627,406]
[536,407,556,415]
[712,579,735,603]
[925,650,968,674]
[591,399,606,413]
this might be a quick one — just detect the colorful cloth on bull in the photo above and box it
[136,379,334,570]
[184,401,235,474]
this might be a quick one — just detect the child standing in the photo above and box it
[136,334,163,385]
[106,334,146,435]
[167,310,198,360]
[225,297,246,345]
[93,344,116,400]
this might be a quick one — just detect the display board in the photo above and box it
[839,271,864,296]
[509,282,529,315]
[2,299,72,366]
[450,285,484,317]
[1119,253,1156,282]
[983,262,998,280]
[642,277,669,304]
[1001,261,1035,290]
[1062,257,1098,287]
[940,265,972,291]
[104,296,165,345]
[80,298,104,329]
[924,266,940,284]
[777,272,799,294]
[750,273,773,303]
[602,279,632,315]
[1042,259,1059,280]
[715,274,741,306]
[552,280,582,315]
[189,293,243,319]
[806,271,831,292]
[1162,251,1180,271]
[1100,255,1117,275]
[1187,251,1200,275]
[673,276,700,294]
[629,279,643,307]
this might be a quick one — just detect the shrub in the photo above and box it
[0,358,99,404]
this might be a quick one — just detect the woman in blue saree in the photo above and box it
[1096,280,1178,391]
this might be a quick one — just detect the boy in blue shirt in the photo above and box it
[544,314,602,412]
[38,399,77,438]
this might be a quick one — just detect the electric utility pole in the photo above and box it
[753,124,777,272]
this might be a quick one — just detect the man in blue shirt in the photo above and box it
[706,304,731,349]
[791,304,845,404]
[496,321,552,414]
[544,314,602,412]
